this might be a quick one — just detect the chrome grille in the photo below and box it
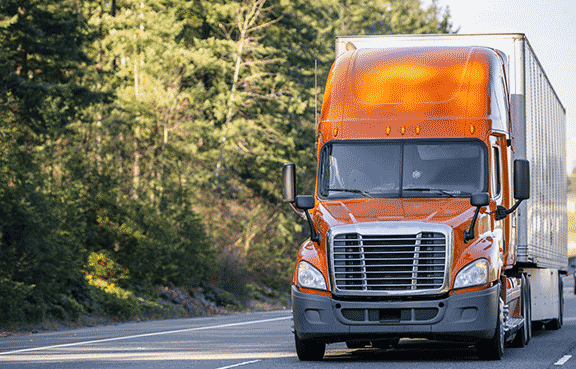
[331,228,448,295]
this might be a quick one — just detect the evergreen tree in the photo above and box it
[0,0,95,322]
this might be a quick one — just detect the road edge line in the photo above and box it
[0,316,292,356]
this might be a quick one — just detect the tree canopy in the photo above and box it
[0,0,453,324]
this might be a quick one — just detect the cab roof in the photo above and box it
[320,46,502,123]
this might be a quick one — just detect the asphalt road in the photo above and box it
[2,277,576,368]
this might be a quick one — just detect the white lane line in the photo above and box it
[0,316,291,356]
[554,355,572,366]
[216,360,261,369]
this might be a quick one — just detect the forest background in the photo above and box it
[0,0,453,326]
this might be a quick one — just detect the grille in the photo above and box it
[331,231,447,294]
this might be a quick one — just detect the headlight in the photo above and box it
[453,258,489,289]
[297,261,327,290]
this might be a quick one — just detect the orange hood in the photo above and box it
[315,198,475,231]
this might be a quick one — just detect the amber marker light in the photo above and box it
[401,126,406,135]
[470,125,475,134]
[386,126,391,135]
[333,127,339,137]
[416,126,421,135]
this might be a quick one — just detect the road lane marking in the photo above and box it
[555,355,572,366]
[3,352,295,362]
[216,360,260,369]
[0,316,292,356]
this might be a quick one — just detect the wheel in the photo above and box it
[371,338,400,349]
[511,273,531,347]
[345,340,367,349]
[477,286,504,360]
[294,333,325,361]
[545,273,563,330]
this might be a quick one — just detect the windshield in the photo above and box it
[318,140,487,199]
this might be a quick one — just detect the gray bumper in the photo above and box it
[292,284,499,343]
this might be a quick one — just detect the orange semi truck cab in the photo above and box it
[282,34,567,361]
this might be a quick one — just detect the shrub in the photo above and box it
[86,251,129,286]
[0,278,35,324]
[87,276,138,320]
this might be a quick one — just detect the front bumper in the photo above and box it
[292,284,499,343]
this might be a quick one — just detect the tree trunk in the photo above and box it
[215,0,268,178]
[132,126,140,200]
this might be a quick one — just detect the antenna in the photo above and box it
[315,59,318,143]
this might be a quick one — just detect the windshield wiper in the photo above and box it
[402,187,466,197]
[326,188,373,198]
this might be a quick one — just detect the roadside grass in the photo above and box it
[1,251,291,336]
[0,280,290,336]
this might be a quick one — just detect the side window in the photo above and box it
[491,76,509,126]
[491,146,502,198]
[496,77,509,124]
[491,90,501,121]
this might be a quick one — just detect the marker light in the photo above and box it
[470,125,475,134]
[416,126,421,135]
[401,126,406,135]
[386,126,391,135]
[334,127,338,137]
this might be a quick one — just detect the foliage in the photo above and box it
[0,0,454,325]
[87,251,130,285]
[86,275,187,320]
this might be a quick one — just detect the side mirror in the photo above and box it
[495,159,530,221]
[514,159,530,200]
[464,192,490,243]
[281,163,320,244]
[470,192,490,207]
[296,195,315,210]
[282,163,296,203]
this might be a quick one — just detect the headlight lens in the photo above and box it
[297,261,327,290]
[453,258,489,289]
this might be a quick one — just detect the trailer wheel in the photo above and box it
[545,274,563,330]
[477,291,504,360]
[294,333,325,361]
[511,273,531,347]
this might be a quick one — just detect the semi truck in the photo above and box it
[282,34,567,361]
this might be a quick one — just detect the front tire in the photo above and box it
[477,287,504,360]
[294,333,325,361]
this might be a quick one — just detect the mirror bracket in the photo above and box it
[303,209,320,244]
[464,206,482,243]
[464,192,490,243]
[295,195,320,244]
[495,200,524,221]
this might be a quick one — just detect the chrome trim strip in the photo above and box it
[328,221,454,297]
